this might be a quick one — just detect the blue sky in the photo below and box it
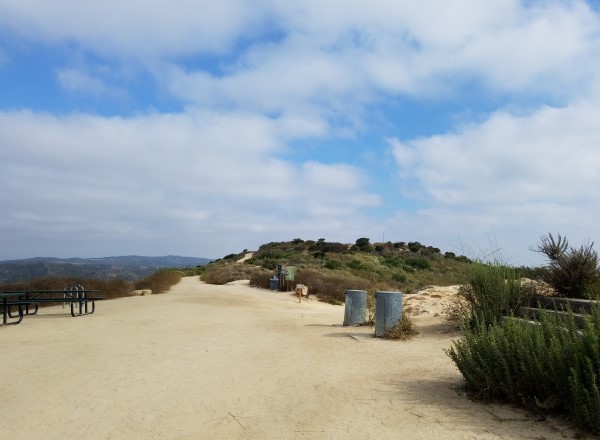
[1,0,600,265]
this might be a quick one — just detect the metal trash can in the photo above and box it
[269,276,279,290]
[343,290,367,326]
[375,291,403,337]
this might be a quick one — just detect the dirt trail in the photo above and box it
[0,277,575,439]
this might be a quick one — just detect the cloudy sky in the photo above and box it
[1,0,599,264]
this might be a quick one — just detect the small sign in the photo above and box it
[286,266,296,281]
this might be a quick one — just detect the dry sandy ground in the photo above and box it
[0,277,579,440]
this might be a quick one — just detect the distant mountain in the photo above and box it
[0,255,212,283]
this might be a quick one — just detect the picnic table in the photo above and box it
[0,286,103,326]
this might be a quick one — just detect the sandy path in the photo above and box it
[0,277,575,439]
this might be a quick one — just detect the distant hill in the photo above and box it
[0,255,212,283]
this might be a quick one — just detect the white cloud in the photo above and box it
[0,109,379,258]
[392,102,600,207]
[0,0,268,58]
[1,1,600,263]
[156,0,600,138]
[388,99,600,263]
[3,1,598,99]
[56,69,110,96]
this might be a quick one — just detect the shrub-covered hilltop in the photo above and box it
[202,237,474,304]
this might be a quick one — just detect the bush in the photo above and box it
[391,272,407,283]
[347,259,364,270]
[534,233,599,298]
[249,271,272,289]
[134,269,182,294]
[384,310,419,340]
[292,268,372,304]
[448,255,600,434]
[202,263,268,285]
[405,258,431,270]
[407,241,422,253]
[460,263,532,328]
[324,260,343,270]
[355,237,370,248]
[447,306,600,433]
[384,256,403,268]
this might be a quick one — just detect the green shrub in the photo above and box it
[568,307,600,432]
[392,272,407,283]
[258,258,277,270]
[177,266,206,276]
[448,306,600,433]
[460,263,531,328]
[324,259,343,270]
[405,258,431,270]
[401,264,415,273]
[407,241,422,253]
[383,256,403,268]
[347,259,363,270]
[202,263,268,285]
[355,237,370,248]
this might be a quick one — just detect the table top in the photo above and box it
[1,289,101,297]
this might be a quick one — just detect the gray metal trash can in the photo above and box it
[269,276,279,290]
[343,290,367,326]
[375,291,403,337]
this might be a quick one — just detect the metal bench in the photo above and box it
[1,286,104,326]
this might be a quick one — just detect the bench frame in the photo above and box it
[1,286,104,326]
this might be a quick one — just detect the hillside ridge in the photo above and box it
[0,255,212,283]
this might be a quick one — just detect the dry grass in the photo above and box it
[442,292,470,329]
[0,270,184,301]
[202,263,269,285]
[0,277,132,302]
[134,269,183,294]
[249,271,273,289]
[383,310,419,340]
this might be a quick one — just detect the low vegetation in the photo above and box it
[384,310,419,340]
[0,268,184,300]
[133,269,183,294]
[202,237,473,305]
[449,305,600,434]
[448,235,600,434]
[459,263,535,328]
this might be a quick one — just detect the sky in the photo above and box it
[1,0,600,265]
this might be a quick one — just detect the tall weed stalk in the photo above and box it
[460,263,531,328]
